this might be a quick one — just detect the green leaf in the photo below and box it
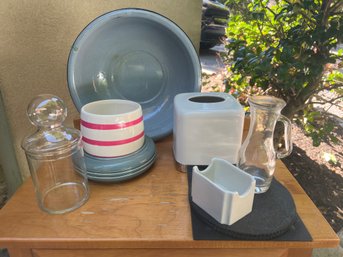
[322,152,337,165]
[311,133,321,147]
[329,134,339,144]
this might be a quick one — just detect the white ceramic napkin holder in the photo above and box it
[173,92,245,166]
[191,158,255,225]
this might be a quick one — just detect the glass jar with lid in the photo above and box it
[22,94,89,214]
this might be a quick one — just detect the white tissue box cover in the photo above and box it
[173,92,245,166]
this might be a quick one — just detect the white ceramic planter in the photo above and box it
[80,99,144,157]
[191,158,256,225]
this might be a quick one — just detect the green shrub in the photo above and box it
[224,0,343,145]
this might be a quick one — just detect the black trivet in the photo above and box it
[188,167,312,241]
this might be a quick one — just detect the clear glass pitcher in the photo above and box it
[238,96,292,194]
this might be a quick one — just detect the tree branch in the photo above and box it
[309,95,343,105]
[329,0,343,13]
[256,22,265,39]
[298,10,317,28]
[314,83,343,94]
[298,0,318,15]
[263,4,286,38]
[265,6,277,16]
[296,74,324,103]
[283,0,292,6]
[321,0,334,27]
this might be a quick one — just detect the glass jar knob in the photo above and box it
[27,94,67,128]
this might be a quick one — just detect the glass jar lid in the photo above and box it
[22,94,81,158]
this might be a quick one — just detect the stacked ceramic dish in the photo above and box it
[75,136,156,182]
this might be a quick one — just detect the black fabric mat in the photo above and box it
[188,167,312,241]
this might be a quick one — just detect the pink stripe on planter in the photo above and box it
[82,131,144,146]
[81,116,143,130]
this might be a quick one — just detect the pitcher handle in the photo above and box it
[276,115,293,159]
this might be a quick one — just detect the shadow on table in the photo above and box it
[0,249,9,257]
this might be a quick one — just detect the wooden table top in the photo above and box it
[0,137,338,250]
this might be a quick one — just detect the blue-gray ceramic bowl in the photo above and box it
[67,9,201,140]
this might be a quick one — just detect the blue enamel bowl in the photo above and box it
[67,9,201,140]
